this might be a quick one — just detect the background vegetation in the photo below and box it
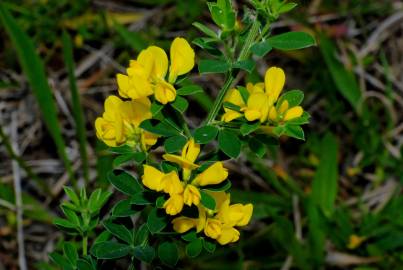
[0,0,402,269]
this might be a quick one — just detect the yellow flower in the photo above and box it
[117,37,195,104]
[172,216,198,233]
[204,218,222,239]
[242,92,270,122]
[221,88,245,123]
[141,165,165,192]
[171,191,253,245]
[283,106,303,121]
[95,95,156,149]
[163,138,200,180]
[347,234,366,249]
[192,162,228,186]
[216,226,240,245]
[163,194,184,215]
[183,184,201,206]
[161,171,184,195]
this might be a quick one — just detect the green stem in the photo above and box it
[204,20,261,125]
[205,75,235,125]
[82,235,88,256]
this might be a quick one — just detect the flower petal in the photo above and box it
[138,46,168,79]
[172,216,198,233]
[265,67,285,104]
[142,165,165,192]
[169,37,195,83]
[193,162,228,186]
[216,227,240,245]
[283,106,303,121]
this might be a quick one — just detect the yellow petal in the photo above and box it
[224,203,253,227]
[224,88,245,107]
[154,81,176,104]
[196,206,207,232]
[183,185,201,206]
[138,46,168,79]
[204,218,222,239]
[347,234,366,249]
[163,194,184,215]
[208,191,229,211]
[116,73,153,100]
[116,74,130,99]
[265,67,285,104]
[283,106,303,121]
[142,165,165,192]
[169,37,195,83]
[181,138,200,164]
[140,131,158,150]
[278,100,289,114]
[216,227,240,245]
[121,97,152,127]
[95,118,117,147]
[221,110,243,123]
[268,106,277,121]
[243,92,269,122]
[162,154,200,171]
[161,171,184,195]
[172,216,198,233]
[193,162,228,186]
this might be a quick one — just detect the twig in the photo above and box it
[11,112,27,270]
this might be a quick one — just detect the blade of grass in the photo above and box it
[0,5,77,189]
[62,31,89,184]
[319,34,361,112]
[311,132,338,217]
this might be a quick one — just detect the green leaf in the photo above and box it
[113,21,147,52]
[251,40,272,57]
[181,230,198,242]
[158,242,179,267]
[233,59,255,73]
[200,190,216,210]
[218,130,241,159]
[62,31,89,182]
[132,245,155,263]
[248,138,266,158]
[140,119,180,137]
[311,133,338,217]
[113,152,146,167]
[223,102,241,112]
[108,170,143,196]
[103,221,133,245]
[203,239,216,253]
[164,135,187,153]
[193,22,218,39]
[0,5,74,183]
[63,187,80,206]
[194,125,219,144]
[278,2,298,14]
[147,208,168,234]
[134,224,149,246]
[240,122,260,136]
[63,242,78,266]
[53,218,77,230]
[199,59,230,74]
[87,189,112,213]
[186,238,203,258]
[176,85,204,96]
[268,31,316,51]
[77,259,94,270]
[49,252,73,270]
[111,199,136,217]
[171,95,189,113]
[284,125,305,140]
[237,86,250,103]
[202,180,231,192]
[131,191,155,205]
[91,241,131,259]
[151,101,164,116]
[277,90,304,108]
[319,35,361,110]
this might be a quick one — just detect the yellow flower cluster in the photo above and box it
[95,37,195,148]
[172,192,252,245]
[95,96,158,149]
[117,38,195,104]
[222,67,303,124]
[140,139,253,245]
